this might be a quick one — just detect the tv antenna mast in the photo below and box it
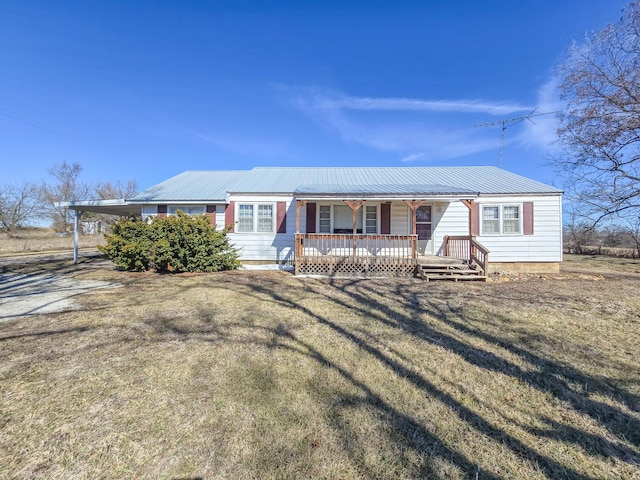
[475,108,558,168]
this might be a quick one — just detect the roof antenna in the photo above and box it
[475,108,558,168]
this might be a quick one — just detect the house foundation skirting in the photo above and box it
[488,262,560,274]
[295,256,417,277]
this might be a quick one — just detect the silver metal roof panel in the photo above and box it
[130,170,246,202]
[129,166,561,202]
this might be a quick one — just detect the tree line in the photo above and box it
[0,161,136,233]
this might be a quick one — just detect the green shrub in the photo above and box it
[98,212,240,273]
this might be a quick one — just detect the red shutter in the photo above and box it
[225,202,235,232]
[472,203,480,236]
[381,203,391,234]
[206,205,216,226]
[523,202,534,235]
[306,203,316,233]
[276,201,287,233]
[157,205,167,218]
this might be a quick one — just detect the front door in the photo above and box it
[416,205,432,255]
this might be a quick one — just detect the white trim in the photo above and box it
[235,202,276,234]
[480,203,523,236]
[315,202,380,234]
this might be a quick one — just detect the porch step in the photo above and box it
[417,262,486,281]
[419,268,482,274]
[422,274,488,282]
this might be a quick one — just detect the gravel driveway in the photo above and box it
[0,252,120,320]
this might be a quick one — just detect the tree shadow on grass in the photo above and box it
[143,273,634,479]
[331,278,640,456]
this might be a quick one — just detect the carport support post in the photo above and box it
[73,210,80,264]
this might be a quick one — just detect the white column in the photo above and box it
[74,210,80,264]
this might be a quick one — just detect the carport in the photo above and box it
[56,200,141,264]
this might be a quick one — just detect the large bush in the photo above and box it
[99,212,240,273]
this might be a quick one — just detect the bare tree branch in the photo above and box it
[0,182,43,232]
[554,2,640,226]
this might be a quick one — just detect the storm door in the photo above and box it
[416,205,433,254]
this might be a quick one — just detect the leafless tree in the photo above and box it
[94,179,138,200]
[619,213,640,257]
[41,161,92,232]
[85,179,138,231]
[0,182,43,232]
[555,2,640,226]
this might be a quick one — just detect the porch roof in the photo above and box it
[293,183,477,198]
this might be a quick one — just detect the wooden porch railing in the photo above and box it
[444,235,490,274]
[295,234,418,262]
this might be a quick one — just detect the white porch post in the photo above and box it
[73,210,80,264]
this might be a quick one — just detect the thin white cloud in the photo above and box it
[338,96,533,115]
[515,77,564,151]
[288,87,511,161]
[401,153,427,163]
[186,128,287,158]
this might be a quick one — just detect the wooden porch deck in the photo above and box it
[294,234,489,278]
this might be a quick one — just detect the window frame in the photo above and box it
[480,204,522,236]
[316,203,379,234]
[167,205,207,216]
[235,202,276,233]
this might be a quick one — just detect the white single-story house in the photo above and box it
[62,166,563,275]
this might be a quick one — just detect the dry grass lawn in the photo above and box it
[1,254,639,479]
[0,230,105,255]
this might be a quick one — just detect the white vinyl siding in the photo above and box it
[225,194,562,265]
[228,196,293,262]
[475,196,562,262]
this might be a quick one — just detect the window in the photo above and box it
[316,204,378,234]
[257,205,273,232]
[482,206,500,234]
[365,205,377,234]
[237,203,275,233]
[416,205,432,240]
[319,206,331,233]
[167,206,206,216]
[481,205,521,235]
[502,206,520,234]
[238,204,254,232]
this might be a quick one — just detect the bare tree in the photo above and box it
[94,179,138,200]
[619,213,640,257]
[0,182,43,232]
[41,161,91,232]
[555,2,640,226]
[85,179,138,232]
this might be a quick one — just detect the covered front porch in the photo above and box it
[293,196,489,277]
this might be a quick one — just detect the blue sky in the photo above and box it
[0,1,630,194]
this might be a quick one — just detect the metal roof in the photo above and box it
[237,167,561,195]
[127,166,561,202]
[294,183,476,196]
[130,170,246,202]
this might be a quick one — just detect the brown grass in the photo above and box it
[0,255,639,479]
[0,230,105,255]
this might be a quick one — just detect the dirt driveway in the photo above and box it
[0,251,120,321]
